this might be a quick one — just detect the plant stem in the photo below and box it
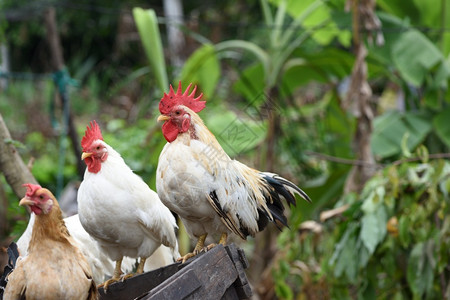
[440,0,447,53]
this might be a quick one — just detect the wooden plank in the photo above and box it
[99,263,180,300]
[224,244,253,299]
[140,245,238,300]
[141,269,202,300]
[99,244,252,300]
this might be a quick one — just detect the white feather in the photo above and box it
[77,141,178,265]
[157,137,263,239]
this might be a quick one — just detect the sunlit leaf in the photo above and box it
[133,8,168,92]
[392,30,445,86]
[178,44,220,99]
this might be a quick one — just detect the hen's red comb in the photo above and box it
[81,121,103,151]
[23,183,42,197]
[159,81,205,114]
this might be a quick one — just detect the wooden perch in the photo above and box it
[98,244,252,300]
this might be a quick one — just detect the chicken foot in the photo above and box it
[204,232,228,251]
[177,233,207,263]
[136,257,147,274]
[100,257,137,292]
[99,257,124,291]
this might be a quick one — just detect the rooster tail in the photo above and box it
[261,172,311,205]
[258,172,311,231]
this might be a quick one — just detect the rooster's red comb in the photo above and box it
[23,183,42,197]
[159,81,205,114]
[81,121,103,151]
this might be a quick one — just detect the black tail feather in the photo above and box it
[259,173,311,231]
[256,209,270,232]
[0,242,20,298]
[273,175,311,203]
[266,202,288,229]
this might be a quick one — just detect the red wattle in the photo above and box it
[30,206,42,215]
[85,157,101,173]
[162,121,179,143]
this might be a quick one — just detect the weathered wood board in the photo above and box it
[98,244,252,300]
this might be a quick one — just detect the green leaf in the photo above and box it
[232,63,265,103]
[432,106,450,148]
[331,222,358,281]
[400,132,412,158]
[377,0,420,22]
[407,241,436,299]
[274,279,294,300]
[272,0,349,46]
[371,111,433,158]
[178,44,220,99]
[398,215,411,248]
[215,40,269,79]
[360,205,388,255]
[133,8,168,92]
[205,106,266,157]
[260,0,274,26]
[392,30,445,86]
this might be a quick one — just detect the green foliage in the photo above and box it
[2,0,450,298]
[392,30,449,88]
[276,153,450,298]
[271,0,351,47]
[178,44,220,99]
[133,8,169,93]
[377,0,450,56]
[433,107,450,148]
[216,0,327,89]
[371,111,433,159]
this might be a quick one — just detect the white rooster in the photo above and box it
[156,83,311,262]
[77,121,178,289]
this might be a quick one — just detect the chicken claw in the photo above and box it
[177,234,208,263]
[99,258,125,292]
[177,252,196,263]
[99,277,119,292]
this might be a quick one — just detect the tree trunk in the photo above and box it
[163,0,186,76]
[44,8,85,181]
[343,0,382,193]
[0,113,37,198]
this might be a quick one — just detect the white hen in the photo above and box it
[77,121,178,288]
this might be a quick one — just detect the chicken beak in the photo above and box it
[157,115,170,122]
[19,197,34,207]
[81,152,92,160]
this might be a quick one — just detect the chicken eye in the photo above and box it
[96,146,101,150]
[175,111,181,115]
[39,195,44,200]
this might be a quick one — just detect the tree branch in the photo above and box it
[307,151,450,168]
[0,113,37,198]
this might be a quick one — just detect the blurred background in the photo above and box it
[1,0,450,298]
